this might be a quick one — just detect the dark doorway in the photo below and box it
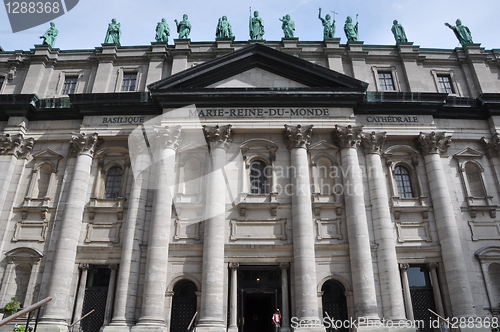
[408,266,438,332]
[81,267,111,332]
[170,280,197,332]
[243,293,273,332]
[321,279,348,332]
[238,266,282,332]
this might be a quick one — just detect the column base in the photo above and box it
[227,325,238,332]
[102,324,133,332]
[130,325,168,332]
[194,327,226,332]
[35,323,68,332]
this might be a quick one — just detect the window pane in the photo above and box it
[437,75,454,93]
[121,73,137,92]
[62,77,78,94]
[250,160,268,194]
[394,165,414,198]
[105,166,123,199]
[378,72,395,91]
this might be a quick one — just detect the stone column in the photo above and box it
[481,133,500,196]
[415,132,476,317]
[106,138,151,331]
[196,125,232,332]
[133,126,181,332]
[41,133,99,329]
[427,263,445,317]
[283,124,324,332]
[361,132,407,321]
[71,264,90,332]
[228,263,239,332]
[399,263,414,321]
[279,263,291,332]
[331,125,379,322]
[103,264,118,327]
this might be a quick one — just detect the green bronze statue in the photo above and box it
[175,14,191,39]
[155,18,170,43]
[318,8,335,39]
[391,20,407,43]
[445,19,473,46]
[344,15,358,42]
[249,10,264,40]
[280,14,295,38]
[216,16,234,39]
[104,19,121,46]
[40,22,58,48]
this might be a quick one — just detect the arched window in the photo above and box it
[464,162,486,197]
[394,165,413,198]
[250,160,268,194]
[104,166,122,199]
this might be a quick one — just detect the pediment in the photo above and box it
[149,44,367,90]
[453,147,484,159]
[309,140,339,152]
[32,148,63,160]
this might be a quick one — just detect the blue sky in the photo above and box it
[1,0,499,51]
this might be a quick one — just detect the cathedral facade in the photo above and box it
[0,38,499,332]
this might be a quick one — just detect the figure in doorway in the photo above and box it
[272,309,281,332]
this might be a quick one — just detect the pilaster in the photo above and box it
[92,45,117,93]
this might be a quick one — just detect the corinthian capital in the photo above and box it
[480,132,500,159]
[361,131,387,155]
[69,132,100,157]
[152,125,182,150]
[203,124,232,151]
[415,132,451,156]
[0,133,34,158]
[284,124,313,150]
[332,125,363,150]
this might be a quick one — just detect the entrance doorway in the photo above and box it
[243,293,274,332]
[237,266,282,332]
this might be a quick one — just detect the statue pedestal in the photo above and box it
[281,37,298,48]
[174,39,191,49]
[215,38,234,55]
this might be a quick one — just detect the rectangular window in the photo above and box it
[378,72,395,91]
[121,73,137,92]
[437,74,454,93]
[62,76,78,95]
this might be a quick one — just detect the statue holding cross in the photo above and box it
[318,7,335,39]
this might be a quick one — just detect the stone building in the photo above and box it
[0,37,499,332]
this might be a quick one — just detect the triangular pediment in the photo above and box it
[453,147,484,159]
[309,140,339,152]
[32,148,63,160]
[149,44,367,90]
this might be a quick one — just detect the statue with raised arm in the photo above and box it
[279,14,295,38]
[391,20,407,43]
[155,18,170,43]
[318,8,335,39]
[249,10,265,40]
[445,19,473,46]
[175,14,191,39]
[216,16,234,39]
[40,22,58,48]
[104,19,121,46]
[344,16,358,41]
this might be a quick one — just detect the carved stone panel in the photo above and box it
[85,222,121,243]
[13,221,48,242]
[395,221,432,243]
[230,219,287,241]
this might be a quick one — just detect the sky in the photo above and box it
[1,0,499,52]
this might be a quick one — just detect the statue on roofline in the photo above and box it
[216,16,234,39]
[175,14,191,39]
[318,8,335,39]
[445,19,473,46]
[40,22,58,48]
[155,18,170,43]
[391,20,408,43]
